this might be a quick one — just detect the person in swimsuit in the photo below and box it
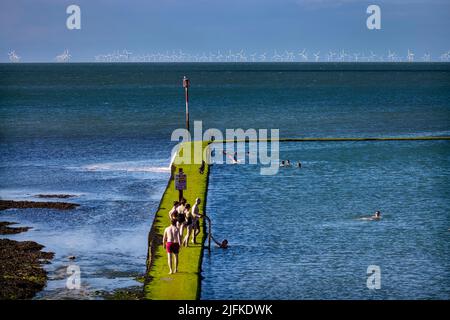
[373,211,381,220]
[359,210,382,221]
[162,219,181,274]
[211,234,228,249]
[191,198,203,244]
[177,204,186,237]
[169,201,179,221]
[182,203,193,247]
[177,198,186,216]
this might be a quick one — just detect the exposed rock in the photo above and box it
[36,194,76,199]
[0,221,31,235]
[0,200,79,211]
[0,239,54,299]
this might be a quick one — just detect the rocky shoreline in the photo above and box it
[0,238,54,299]
[0,198,77,299]
[0,200,79,211]
[0,221,32,235]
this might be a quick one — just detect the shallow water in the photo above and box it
[0,138,171,299]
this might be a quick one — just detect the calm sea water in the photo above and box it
[0,63,449,299]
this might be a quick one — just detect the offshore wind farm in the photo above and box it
[6,48,450,63]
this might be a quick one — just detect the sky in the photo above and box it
[0,0,449,62]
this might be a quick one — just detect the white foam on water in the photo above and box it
[75,161,171,173]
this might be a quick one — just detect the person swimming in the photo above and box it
[285,160,291,167]
[280,160,285,167]
[210,234,228,249]
[297,161,302,168]
[359,210,382,221]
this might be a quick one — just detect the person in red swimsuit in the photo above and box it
[163,219,181,274]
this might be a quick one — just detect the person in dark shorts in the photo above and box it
[163,219,181,274]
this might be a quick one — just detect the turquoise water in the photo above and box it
[0,63,449,299]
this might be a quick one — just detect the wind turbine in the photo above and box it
[56,49,71,62]
[353,53,360,62]
[216,50,223,62]
[440,51,450,62]
[285,51,295,62]
[338,50,347,62]
[422,53,431,62]
[272,50,282,62]
[407,49,414,62]
[259,52,267,62]
[327,51,336,62]
[94,54,105,62]
[387,50,396,62]
[122,49,132,62]
[8,50,20,62]
[299,49,308,61]
[199,52,207,62]
[237,50,247,62]
[313,51,320,62]
[208,52,215,62]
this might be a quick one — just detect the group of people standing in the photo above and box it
[162,197,203,274]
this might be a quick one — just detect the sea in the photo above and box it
[0,63,449,299]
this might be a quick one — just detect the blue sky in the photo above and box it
[1,0,449,61]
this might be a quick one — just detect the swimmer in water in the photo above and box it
[280,160,285,167]
[285,160,291,167]
[359,210,382,221]
[297,161,302,168]
[211,234,228,249]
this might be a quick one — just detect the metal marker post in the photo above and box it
[183,76,190,132]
